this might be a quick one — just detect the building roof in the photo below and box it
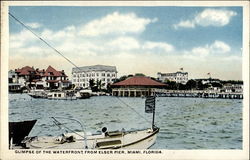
[112,76,167,87]
[72,65,117,73]
[43,66,67,77]
[16,66,36,76]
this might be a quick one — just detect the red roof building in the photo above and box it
[112,76,166,87]
[14,65,70,90]
[111,76,167,97]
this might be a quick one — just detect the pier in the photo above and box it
[151,89,243,99]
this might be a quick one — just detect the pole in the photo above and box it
[152,96,156,129]
[152,107,155,129]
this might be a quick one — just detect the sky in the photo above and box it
[9,6,243,80]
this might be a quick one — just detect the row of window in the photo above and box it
[45,77,66,80]
[73,72,116,78]
[73,78,115,83]
[167,77,188,81]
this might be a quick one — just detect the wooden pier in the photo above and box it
[151,89,243,99]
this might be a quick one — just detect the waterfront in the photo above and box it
[9,94,242,149]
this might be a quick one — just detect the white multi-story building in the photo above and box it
[157,71,188,84]
[72,65,117,89]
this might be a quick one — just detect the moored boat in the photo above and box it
[47,91,76,100]
[23,126,159,149]
[75,89,92,99]
[28,90,48,98]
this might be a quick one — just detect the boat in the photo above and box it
[9,120,37,149]
[47,91,76,100]
[10,96,159,149]
[28,90,48,98]
[75,89,92,99]
[22,126,159,149]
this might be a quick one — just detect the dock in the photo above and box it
[151,89,243,99]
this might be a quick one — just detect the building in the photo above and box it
[8,70,18,83]
[72,65,117,89]
[41,66,70,89]
[157,71,188,84]
[195,78,221,85]
[222,83,243,93]
[8,70,21,92]
[111,76,167,97]
[11,65,70,90]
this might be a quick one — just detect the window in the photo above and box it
[107,73,110,77]
[96,73,99,76]
[102,73,105,76]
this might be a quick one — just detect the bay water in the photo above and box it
[9,93,242,149]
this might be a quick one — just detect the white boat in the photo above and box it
[22,126,159,149]
[75,89,92,99]
[47,91,76,100]
[10,96,159,149]
[28,90,48,98]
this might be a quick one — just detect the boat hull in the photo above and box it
[24,128,159,149]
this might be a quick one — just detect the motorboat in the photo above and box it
[75,89,92,99]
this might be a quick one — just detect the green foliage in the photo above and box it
[134,73,145,76]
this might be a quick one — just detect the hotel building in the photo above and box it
[157,71,188,84]
[72,65,117,89]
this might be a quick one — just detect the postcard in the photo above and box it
[1,1,249,160]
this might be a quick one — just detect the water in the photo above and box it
[9,93,242,149]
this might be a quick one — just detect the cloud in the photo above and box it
[107,37,140,51]
[184,40,231,58]
[195,9,237,27]
[143,41,174,53]
[10,30,38,48]
[210,40,231,53]
[79,12,157,37]
[174,9,237,29]
[173,20,195,29]
[26,22,42,29]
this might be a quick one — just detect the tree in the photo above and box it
[89,79,95,90]
[211,82,223,88]
[165,81,177,90]
[185,79,197,90]
[197,80,210,90]
[135,73,145,76]
[96,80,102,91]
